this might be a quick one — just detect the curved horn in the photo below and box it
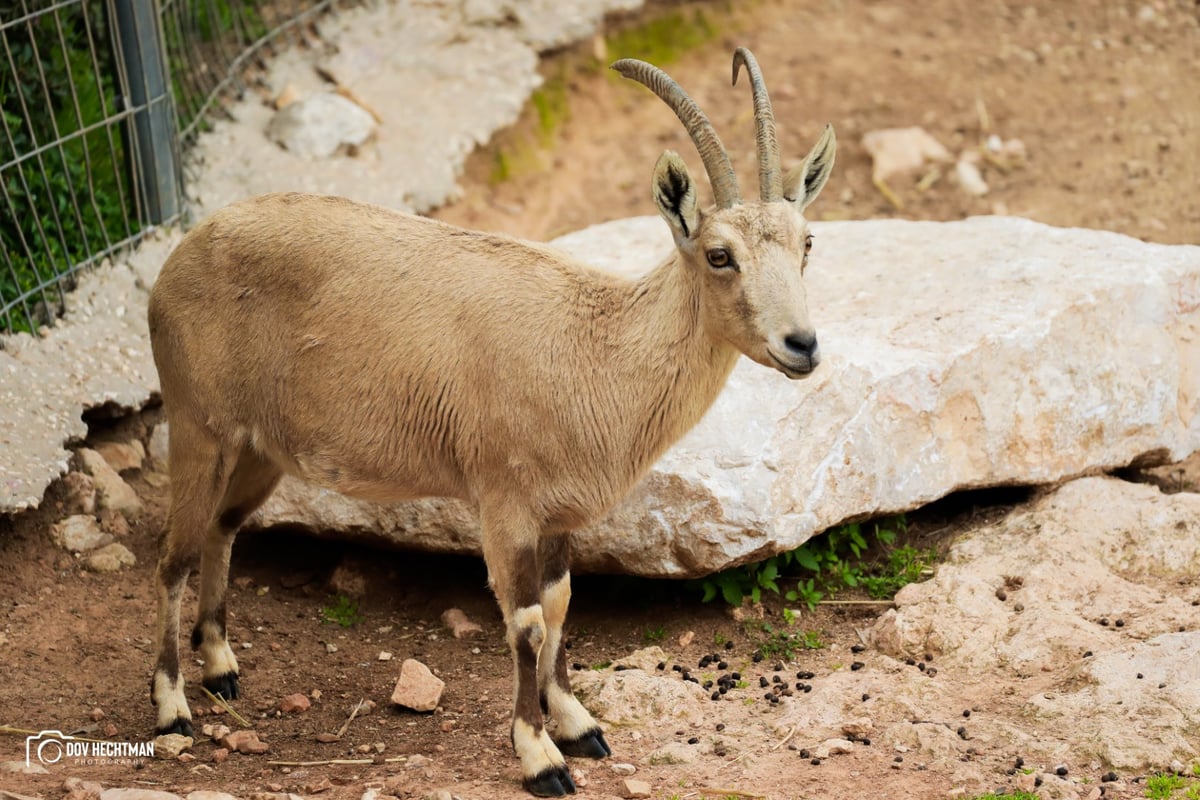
[611,58,741,208]
[732,47,782,201]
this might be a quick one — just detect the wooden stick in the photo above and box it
[872,177,904,210]
[267,756,410,767]
[696,789,765,799]
[770,725,797,752]
[199,687,252,728]
[336,697,367,738]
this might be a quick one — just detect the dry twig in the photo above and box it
[199,686,252,728]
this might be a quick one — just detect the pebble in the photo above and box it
[152,733,193,759]
[391,659,445,712]
[315,733,340,743]
[440,608,483,639]
[611,762,637,775]
[622,778,652,799]
[677,630,695,648]
[378,651,393,661]
[280,693,311,713]
[84,542,137,573]
[220,729,268,755]
[211,747,229,763]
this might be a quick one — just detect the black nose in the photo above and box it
[783,330,818,358]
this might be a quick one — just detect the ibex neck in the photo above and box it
[615,254,740,473]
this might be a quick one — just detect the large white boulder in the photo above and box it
[250,215,1200,577]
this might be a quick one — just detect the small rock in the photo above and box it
[622,778,652,799]
[220,729,269,754]
[304,778,334,794]
[274,84,301,110]
[77,448,143,516]
[327,561,366,596]
[325,642,338,654]
[94,440,144,473]
[378,651,393,661]
[90,707,105,721]
[103,723,118,738]
[211,747,229,763]
[391,659,445,712]
[352,698,377,716]
[63,778,105,799]
[52,515,111,553]
[153,733,193,758]
[201,723,231,741]
[862,127,952,182]
[955,159,989,196]
[315,733,340,743]
[266,92,377,159]
[185,793,238,800]
[0,760,48,774]
[648,742,697,765]
[148,424,169,468]
[814,738,855,759]
[279,693,311,713]
[425,791,453,800]
[440,608,483,639]
[677,630,695,648]
[176,753,195,763]
[98,791,182,800]
[841,717,874,738]
[611,762,637,775]
[61,471,96,515]
[84,542,137,573]
[97,509,130,537]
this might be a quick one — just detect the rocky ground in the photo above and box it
[2,0,1199,799]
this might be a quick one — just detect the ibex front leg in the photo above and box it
[481,502,575,796]
[537,535,609,759]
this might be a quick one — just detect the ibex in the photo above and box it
[147,48,834,796]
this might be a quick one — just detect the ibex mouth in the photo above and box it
[768,350,818,379]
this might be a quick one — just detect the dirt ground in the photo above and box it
[2,1,1199,799]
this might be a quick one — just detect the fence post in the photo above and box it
[111,0,181,225]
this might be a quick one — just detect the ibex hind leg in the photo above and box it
[537,535,609,760]
[151,418,233,737]
[192,448,282,702]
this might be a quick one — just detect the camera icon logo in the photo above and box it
[25,730,72,768]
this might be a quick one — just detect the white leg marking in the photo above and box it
[511,604,546,653]
[513,718,566,777]
[197,622,239,680]
[545,684,599,741]
[152,671,191,731]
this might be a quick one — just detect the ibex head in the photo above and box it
[613,48,836,379]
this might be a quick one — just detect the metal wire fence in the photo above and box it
[1,0,337,335]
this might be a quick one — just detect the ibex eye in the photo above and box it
[804,234,814,254]
[707,248,734,269]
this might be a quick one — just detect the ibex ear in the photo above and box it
[652,150,700,243]
[783,124,837,211]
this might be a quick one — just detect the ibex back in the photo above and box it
[147,48,835,796]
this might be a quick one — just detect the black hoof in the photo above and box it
[524,764,576,796]
[155,717,194,738]
[556,728,611,759]
[203,672,241,701]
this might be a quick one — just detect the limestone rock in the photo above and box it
[571,664,709,727]
[185,793,239,800]
[869,476,1200,769]
[152,733,193,758]
[99,791,182,800]
[862,127,952,182]
[52,515,111,553]
[440,608,483,639]
[61,471,96,515]
[391,659,445,712]
[93,440,144,473]
[148,424,169,469]
[622,778,652,799]
[249,216,1200,578]
[84,542,136,573]
[265,92,376,159]
[77,448,143,516]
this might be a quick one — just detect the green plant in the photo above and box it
[590,660,612,671]
[1147,773,1187,799]
[693,515,931,609]
[320,595,363,628]
[643,625,666,643]
[1,3,136,333]
[604,7,720,65]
